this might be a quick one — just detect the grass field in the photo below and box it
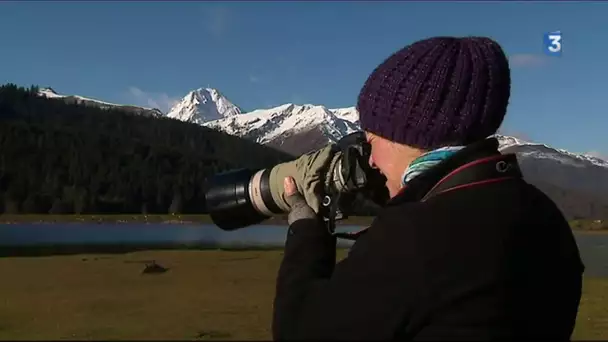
[0,250,606,340]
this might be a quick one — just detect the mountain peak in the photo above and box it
[203,102,360,146]
[38,87,63,98]
[492,134,533,149]
[167,87,242,124]
[40,87,57,94]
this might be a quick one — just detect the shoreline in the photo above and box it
[0,214,375,226]
[0,214,606,232]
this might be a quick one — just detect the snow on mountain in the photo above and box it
[38,87,164,117]
[162,88,360,147]
[192,92,607,217]
[202,103,361,145]
[192,94,608,170]
[32,84,608,218]
[40,84,607,171]
[39,87,121,107]
[330,106,359,125]
[39,87,64,99]
[494,134,608,169]
[493,133,608,212]
[166,88,242,124]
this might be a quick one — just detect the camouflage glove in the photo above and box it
[283,176,317,225]
[269,144,341,214]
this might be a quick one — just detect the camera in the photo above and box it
[204,132,388,231]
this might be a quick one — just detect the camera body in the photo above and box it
[204,132,388,231]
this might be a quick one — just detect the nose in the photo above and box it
[368,154,377,169]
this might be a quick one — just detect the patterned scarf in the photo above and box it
[401,146,465,186]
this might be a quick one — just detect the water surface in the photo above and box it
[0,224,605,276]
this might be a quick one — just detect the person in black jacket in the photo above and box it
[272,36,585,340]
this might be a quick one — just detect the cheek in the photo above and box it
[370,149,389,173]
[371,149,400,182]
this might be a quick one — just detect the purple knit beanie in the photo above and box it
[357,36,511,150]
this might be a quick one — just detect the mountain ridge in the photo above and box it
[158,85,608,221]
[176,87,608,167]
[36,85,607,165]
[33,85,608,219]
[38,87,165,118]
[3,83,292,216]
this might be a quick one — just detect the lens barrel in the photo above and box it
[204,133,378,231]
[204,168,270,231]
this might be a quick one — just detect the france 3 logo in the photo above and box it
[544,31,562,57]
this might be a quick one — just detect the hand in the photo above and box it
[292,144,338,214]
[284,176,317,225]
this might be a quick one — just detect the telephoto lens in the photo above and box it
[204,132,387,231]
[204,168,270,231]
[204,146,340,231]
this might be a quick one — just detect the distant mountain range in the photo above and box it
[37,86,608,219]
[39,88,164,118]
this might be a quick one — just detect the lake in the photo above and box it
[0,224,606,277]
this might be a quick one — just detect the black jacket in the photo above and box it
[272,138,584,341]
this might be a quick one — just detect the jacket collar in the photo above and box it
[387,137,521,206]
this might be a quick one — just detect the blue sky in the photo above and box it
[0,1,606,158]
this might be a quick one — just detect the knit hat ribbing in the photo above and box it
[357,36,511,150]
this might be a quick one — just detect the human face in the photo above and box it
[365,131,425,198]
[365,132,405,198]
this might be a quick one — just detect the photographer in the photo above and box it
[272,36,584,340]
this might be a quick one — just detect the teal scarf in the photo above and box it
[401,146,464,186]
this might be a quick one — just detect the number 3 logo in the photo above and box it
[548,34,561,52]
[544,31,562,56]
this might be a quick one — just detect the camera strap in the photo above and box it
[322,153,523,240]
[321,174,369,240]
[320,133,377,240]
[320,188,341,236]
[322,192,371,240]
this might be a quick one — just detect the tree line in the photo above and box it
[0,84,292,215]
[2,83,605,220]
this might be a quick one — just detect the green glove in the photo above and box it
[283,176,317,225]
[268,144,341,214]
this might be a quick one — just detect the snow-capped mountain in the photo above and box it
[495,134,608,212]
[166,88,606,218]
[194,96,607,172]
[330,106,360,125]
[37,85,608,172]
[496,135,608,169]
[166,88,242,124]
[202,103,360,152]
[38,87,163,118]
[34,85,608,219]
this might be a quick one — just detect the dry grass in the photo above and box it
[0,250,605,340]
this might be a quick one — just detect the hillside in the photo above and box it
[163,88,608,221]
[7,83,608,220]
[0,84,292,215]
